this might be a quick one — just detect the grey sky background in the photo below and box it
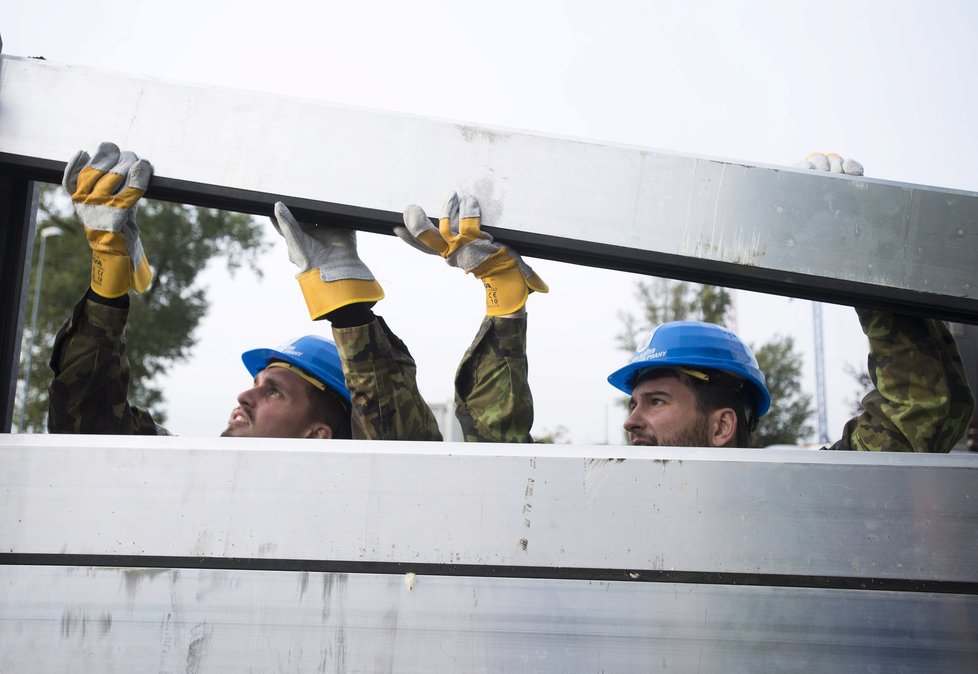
[4,1,977,443]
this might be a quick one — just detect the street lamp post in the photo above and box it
[17,226,64,432]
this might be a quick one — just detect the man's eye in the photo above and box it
[269,388,283,398]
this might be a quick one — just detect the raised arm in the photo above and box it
[270,202,442,441]
[398,192,546,442]
[833,308,974,452]
[48,141,167,435]
[796,153,974,452]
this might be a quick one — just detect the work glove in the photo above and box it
[272,202,384,320]
[62,141,154,298]
[397,192,548,316]
[795,152,864,176]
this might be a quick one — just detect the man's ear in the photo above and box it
[709,408,738,447]
[306,423,334,440]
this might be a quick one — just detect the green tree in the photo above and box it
[752,336,814,446]
[15,184,269,432]
[618,279,814,447]
[617,278,732,353]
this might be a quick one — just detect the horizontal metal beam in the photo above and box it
[4,434,978,586]
[5,435,978,669]
[0,55,975,322]
[7,425,974,665]
[4,565,976,671]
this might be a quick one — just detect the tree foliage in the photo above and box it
[15,185,268,431]
[617,279,732,354]
[752,336,814,446]
[618,279,814,447]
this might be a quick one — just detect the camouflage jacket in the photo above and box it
[827,308,975,452]
[333,314,534,443]
[48,295,169,435]
[48,295,534,443]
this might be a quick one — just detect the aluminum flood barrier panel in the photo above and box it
[0,54,976,322]
[2,434,977,671]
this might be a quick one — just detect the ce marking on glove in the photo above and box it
[91,254,105,286]
[484,280,500,306]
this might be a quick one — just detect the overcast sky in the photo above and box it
[4,1,977,443]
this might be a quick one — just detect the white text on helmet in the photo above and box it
[633,348,666,362]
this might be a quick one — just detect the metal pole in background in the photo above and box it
[16,226,62,432]
[0,174,40,433]
[813,302,829,444]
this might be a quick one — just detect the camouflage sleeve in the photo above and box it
[48,294,168,435]
[331,316,442,441]
[454,314,534,443]
[830,308,975,452]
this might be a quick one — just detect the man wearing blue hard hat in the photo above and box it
[609,321,770,448]
[608,154,974,452]
[225,335,353,439]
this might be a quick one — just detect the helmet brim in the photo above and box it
[608,361,771,418]
[241,346,351,405]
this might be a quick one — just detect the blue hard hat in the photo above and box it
[241,335,351,405]
[608,321,771,418]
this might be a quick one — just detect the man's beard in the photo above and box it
[644,413,713,448]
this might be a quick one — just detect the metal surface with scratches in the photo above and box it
[4,566,977,673]
[0,54,976,321]
[2,434,977,671]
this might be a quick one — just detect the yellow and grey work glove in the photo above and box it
[272,202,384,320]
[397,192,548,316]
[62,141,154,298]
[795,152,864,176]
